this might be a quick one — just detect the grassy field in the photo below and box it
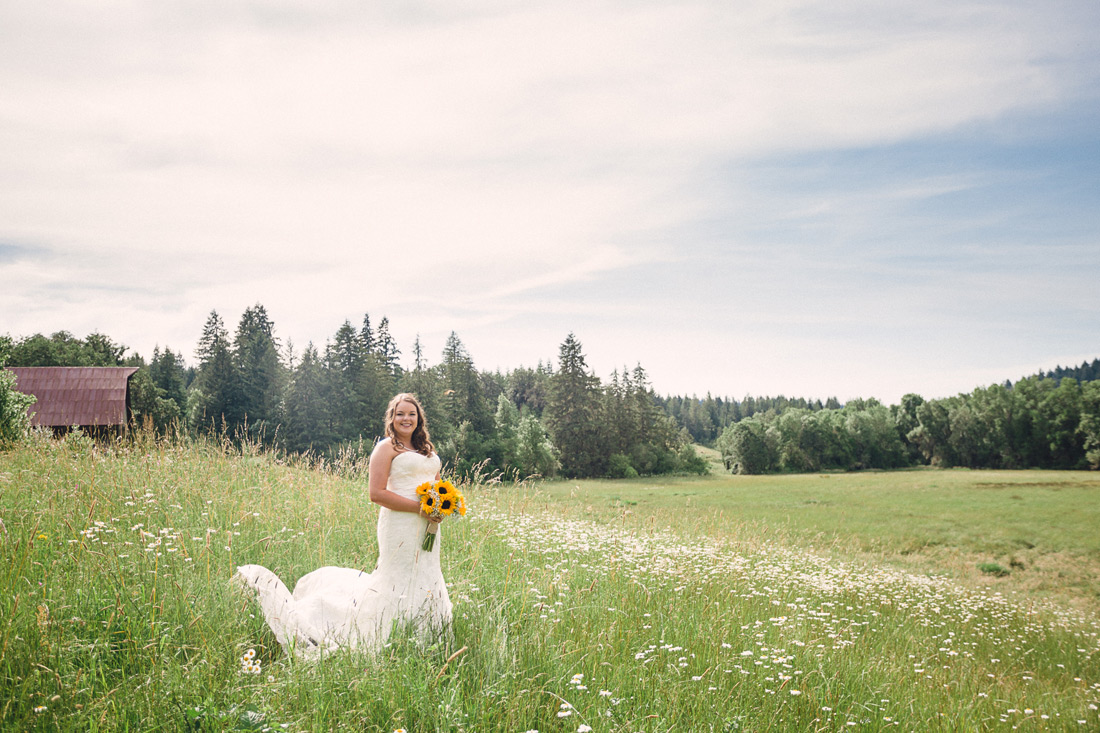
[1,432,1098,731]
[530,446,1100,617]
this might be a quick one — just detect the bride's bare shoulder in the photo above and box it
[370,437,398,461]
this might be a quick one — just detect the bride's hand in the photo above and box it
[420,510,443,524]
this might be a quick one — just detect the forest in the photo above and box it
[0,306,703,479]
[2,306,1099,476]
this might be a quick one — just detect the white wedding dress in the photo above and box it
[234,449,452,658]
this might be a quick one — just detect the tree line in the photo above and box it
[1,307,706,479]
[716,381,1100,473]
[3,314,1097,475]
[1036,358,1100,385]
[657,393,842,445]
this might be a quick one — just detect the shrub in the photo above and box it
[676,444,709,475]
[0,367,36,449]
[606,453,639,479]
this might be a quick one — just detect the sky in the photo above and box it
[2,0,1099,406]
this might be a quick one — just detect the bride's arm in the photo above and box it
[367,440,441,521]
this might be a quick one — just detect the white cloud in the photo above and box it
[1,0,1097,400]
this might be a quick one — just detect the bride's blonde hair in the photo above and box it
[383,393,435,456]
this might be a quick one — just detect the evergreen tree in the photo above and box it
[357,353,395,441]
[479,369,506,408]
[1029,357,1100,385]
[331,320,365,376]
[360,314,375,355]
[622,365,687,473]
[234,304,284,435]
[602,369,633,456]
[701,394,721,443]
[398,332,444,442]
[544,333,604,477]
[191,310,244,432]
[440,332,492,434]
[149,346,188,420]
[403,336,432,397]
[631,365,673,444]
[283,344,334,453]
[399,335,445,443]
[195,311,227,365]
[437,332,492,471]
[283,339,297,371]
[505,363,551,416]
[326,321,369,440]
[349,314,399,440]
[375,317,402,379]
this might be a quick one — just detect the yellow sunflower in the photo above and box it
[419,493,436,513]
[436,480,455,496]
[438,496,455,516]
[455,494,467,516]
[416,482,432,497]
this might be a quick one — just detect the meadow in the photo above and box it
[1,433,1098,731]
[535,447,1100,617]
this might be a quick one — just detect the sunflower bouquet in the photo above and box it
[416,479,467,551]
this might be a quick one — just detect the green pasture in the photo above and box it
[1,432,1098,731]
[530,450,1100,615]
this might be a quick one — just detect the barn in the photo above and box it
[5,366,140,433]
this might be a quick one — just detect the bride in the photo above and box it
[235,393,453,658]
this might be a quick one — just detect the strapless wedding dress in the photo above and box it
[235,450,452,658]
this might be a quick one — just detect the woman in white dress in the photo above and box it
[235,393,453,658]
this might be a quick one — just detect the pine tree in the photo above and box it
[505,364,550,416]
[195,311,227,366]
[234,304,284,435]
[404,336,434,414]
[191,310,244,432]
[331,321,365,377]
[283,343,334,453]
[149,346,188,418]
[376,317,402,378]
[441,332,491,432]
[360,314,375,355]
[326,321,369,440]
[403,334,432,400]
[544,333,604,477]
[398,335,446,445]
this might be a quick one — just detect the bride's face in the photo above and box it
[392,401,419,441]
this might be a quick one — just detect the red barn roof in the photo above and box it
[6,367,139,427]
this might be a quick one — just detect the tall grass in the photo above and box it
[1,431,1098,731]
